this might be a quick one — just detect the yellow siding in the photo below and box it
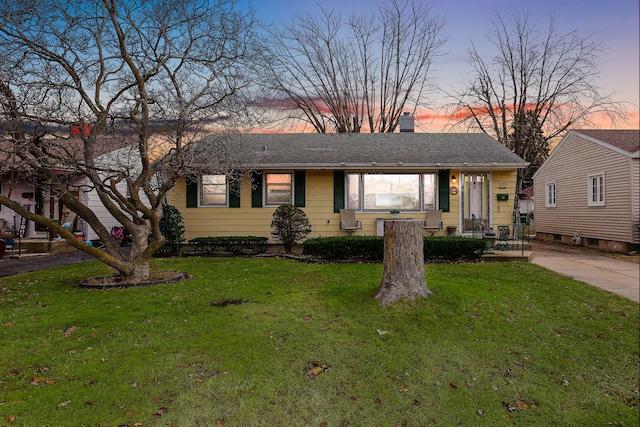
[168,169,520,241]
[633,158,640,243]
[534,133,637,243]
[490,170,519,227]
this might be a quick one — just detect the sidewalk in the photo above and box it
[530,241,639,303]
[0,251,96,277]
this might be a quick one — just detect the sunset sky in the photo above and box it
[243,0,639,132]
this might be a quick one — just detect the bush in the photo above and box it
[423,236,486,261]
[271,204,312,253]
[186,236,268,256]
[303,236,486,262]
[303,236,384,261]
[155,204,185,256]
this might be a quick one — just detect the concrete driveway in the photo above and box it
[530,241,639,303]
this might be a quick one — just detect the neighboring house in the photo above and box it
[0,127,149,242]
[167,129,528,242]
[533,129,640,252]
[0,175,82,238]
[82,143,154,241]
[518,185,534,222]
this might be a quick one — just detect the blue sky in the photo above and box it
[242,0,639,131]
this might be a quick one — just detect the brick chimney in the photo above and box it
[398,112,414,133]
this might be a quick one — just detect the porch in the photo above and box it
[1,233,77,259]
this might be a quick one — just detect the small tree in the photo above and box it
[271,204,312,253]
[0,0,260,282]
[158,204,185,255]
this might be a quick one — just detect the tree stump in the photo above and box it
[376,220,431,306]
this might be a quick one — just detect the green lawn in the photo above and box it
[0,257,637,426]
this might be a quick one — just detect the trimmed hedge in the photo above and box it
[303,236,384,261]
[153,236,269,257]
[186,236,269,255]
[302,235,486,262]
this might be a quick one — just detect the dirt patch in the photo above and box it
[210,299,249,307]
[306,360,331,379]
[79,271,190,289]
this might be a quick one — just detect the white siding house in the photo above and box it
[83,144,154,242]
[1,143,152,243]
[533,129,640,252]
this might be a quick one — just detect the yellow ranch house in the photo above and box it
[167,131,528,242]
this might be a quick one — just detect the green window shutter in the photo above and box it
[251,171,263,207]
[229,174,240,208]
[333,170,345,213]
[294,171,306,207]
[186,178,198,208]
[438,170,450,212]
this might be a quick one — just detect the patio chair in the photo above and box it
[423,209,443,236]
[339,209,362,235]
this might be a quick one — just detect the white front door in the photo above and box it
[462,173,490,234]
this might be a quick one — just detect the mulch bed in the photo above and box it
[78,271,190,289]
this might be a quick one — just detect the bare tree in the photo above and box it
[0,0,260,282]
[261,0,446,133]
[448,12,628,182]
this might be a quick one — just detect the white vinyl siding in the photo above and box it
[534,131,637,243]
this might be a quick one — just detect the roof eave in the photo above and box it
[249,162,529,170]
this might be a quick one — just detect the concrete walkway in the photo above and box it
[530,241,639,303]
[0,251,96,277]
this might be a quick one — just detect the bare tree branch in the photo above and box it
[0,0,260,281]
[261,0,447,133]
[447,12,629,182]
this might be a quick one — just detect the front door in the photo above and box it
[462,173,490,234]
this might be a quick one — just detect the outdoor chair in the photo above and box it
[339,209,362,235]
[423,209,443,236]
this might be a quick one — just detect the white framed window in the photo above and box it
[423,174,437,210]
[346,173,436,211]
[588,173,605,206]
[545,181,556,207]
[265,173,292,205]
[201,174,227,206]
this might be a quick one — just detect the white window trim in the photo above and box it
[545,181,556,207]
[347,172,437,212]
[199,174,228,207]
[588,172,605,207]
[264,172,293,206]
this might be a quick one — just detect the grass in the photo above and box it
[0,257,638,426]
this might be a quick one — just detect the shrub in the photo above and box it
[156,204,185,256]
[303,236,384,261]
[303,236,485,262]
[271,204,312,253]
[186,236,268,255]
[423,236,486,261]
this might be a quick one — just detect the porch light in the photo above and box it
[450,174,459,195]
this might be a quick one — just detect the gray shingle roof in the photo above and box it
[211,133,528,170]
[573,129,640,155]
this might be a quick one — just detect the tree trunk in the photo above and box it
[376,220,431,306]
